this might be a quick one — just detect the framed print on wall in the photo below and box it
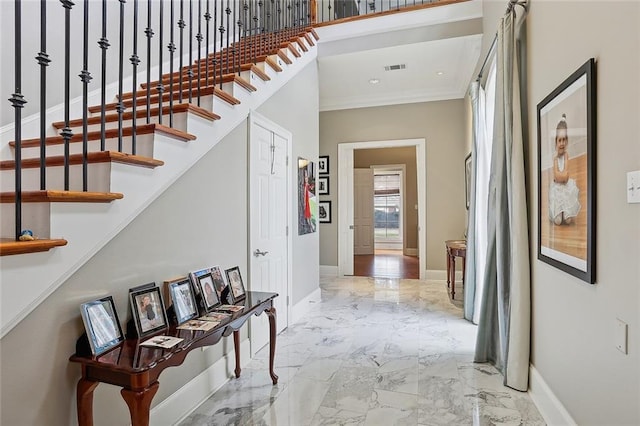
[537,58,596,284]
[318,155,330,174]
[298,157,317,235]
[319,200,332,223]
[318,176,330,195]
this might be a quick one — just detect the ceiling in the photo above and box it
[315,0,484,111]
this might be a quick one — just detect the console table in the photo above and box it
[69,291,278,426]
[445,240,466,299]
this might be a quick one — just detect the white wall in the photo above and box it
[257,62,320,305]
[479,1,640,424]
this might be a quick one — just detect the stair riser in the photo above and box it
[241,70,269,90]
[15,134,155,159]
[88,95,216,119]
[0,203,51,239]
[58,113,189,136]
[2,163,113,193]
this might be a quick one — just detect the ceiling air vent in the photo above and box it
[384,64,406,72]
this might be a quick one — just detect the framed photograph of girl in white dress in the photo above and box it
[225,266,246,303]
[80,296,125,356]
[537,58,596,284]
[130,286,168,338]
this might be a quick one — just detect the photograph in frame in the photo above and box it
[196,272,221,312]
[318,176,330,196]
[80,296,125,356]
[225,266,246,303]
[130,286,168,338]
[188,267,211,296]
[166,277,199,325]
[319,200,332,224]
[209,265,228,301]
[537,58,596,284]
[318,155,330,174]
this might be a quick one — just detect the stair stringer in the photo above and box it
[0,43,317,338]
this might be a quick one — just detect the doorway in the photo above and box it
[338,138,426,279]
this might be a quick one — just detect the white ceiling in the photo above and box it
[315,0,484,111]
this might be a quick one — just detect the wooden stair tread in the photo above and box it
[277,50,293,65]
[265,57,283,73]
[142,72,256,92]
[1,151,164,170]
[0,238,68,256]
[11,124,196,148]
[51,103,219,130]
[0,190,124,203]
[102,87,240,109]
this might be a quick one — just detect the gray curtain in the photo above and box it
[474,2,530,392]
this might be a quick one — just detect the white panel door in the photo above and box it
[354,168,374,255]
[249,119,289,355]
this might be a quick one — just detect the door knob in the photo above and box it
[254,249,269,257]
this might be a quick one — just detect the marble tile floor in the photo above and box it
[179,276,545,426]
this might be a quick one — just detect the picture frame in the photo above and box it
[209,265,228,301]
[195,272,221,312]
[319,200,332,224]
[130,286,168,338]
[317,176,330,196]
[537,58,596,284]
[464,153,472,210]
[225,266,246,303]
[188,267,211,296]
[166,277,199,325]
[298,157,317,235]
[80,296,125,356]
[318,155,330,174]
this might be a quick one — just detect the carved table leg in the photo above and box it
[233,329,242,378]
[121,382,159,426]
[265,307,279,385]
[451,256,456,300]
[77,378,99,426]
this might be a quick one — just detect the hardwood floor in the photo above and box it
[353,249,420,279]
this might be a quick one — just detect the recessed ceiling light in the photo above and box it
[436,71,444,76]
[369,78,380,84]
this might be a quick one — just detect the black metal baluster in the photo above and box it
[116,0,125,152]
[169,0,176,126]
[204,0,211,89]
[11,0,27,239]
[178,0,185,102]
[225,1,231,83]
[213,0,218,89]
[61,0,74,190]
[131,0,140,152]
[145,0,154,123]
[261,0,266,65]
[242,1,248,66]
[98,0,109,152]
[37,0,50,190]
[196,0,202,104]
[157,0,165,125]
[80,0,92,191]
[188,0,193,103]
[233,0,239,76]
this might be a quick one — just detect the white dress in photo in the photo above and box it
[548,155,581,221]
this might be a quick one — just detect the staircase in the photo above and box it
[1,4,319,336]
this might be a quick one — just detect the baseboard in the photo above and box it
[404,248,418,256]
[149,339,252,426]
[319,265,338,277]
[528,365,576,426]
[292,287,321,324]
[425,270,462,281]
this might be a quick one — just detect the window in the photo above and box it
[374,173,401,242]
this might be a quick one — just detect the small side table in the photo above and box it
[445,240,466,300]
